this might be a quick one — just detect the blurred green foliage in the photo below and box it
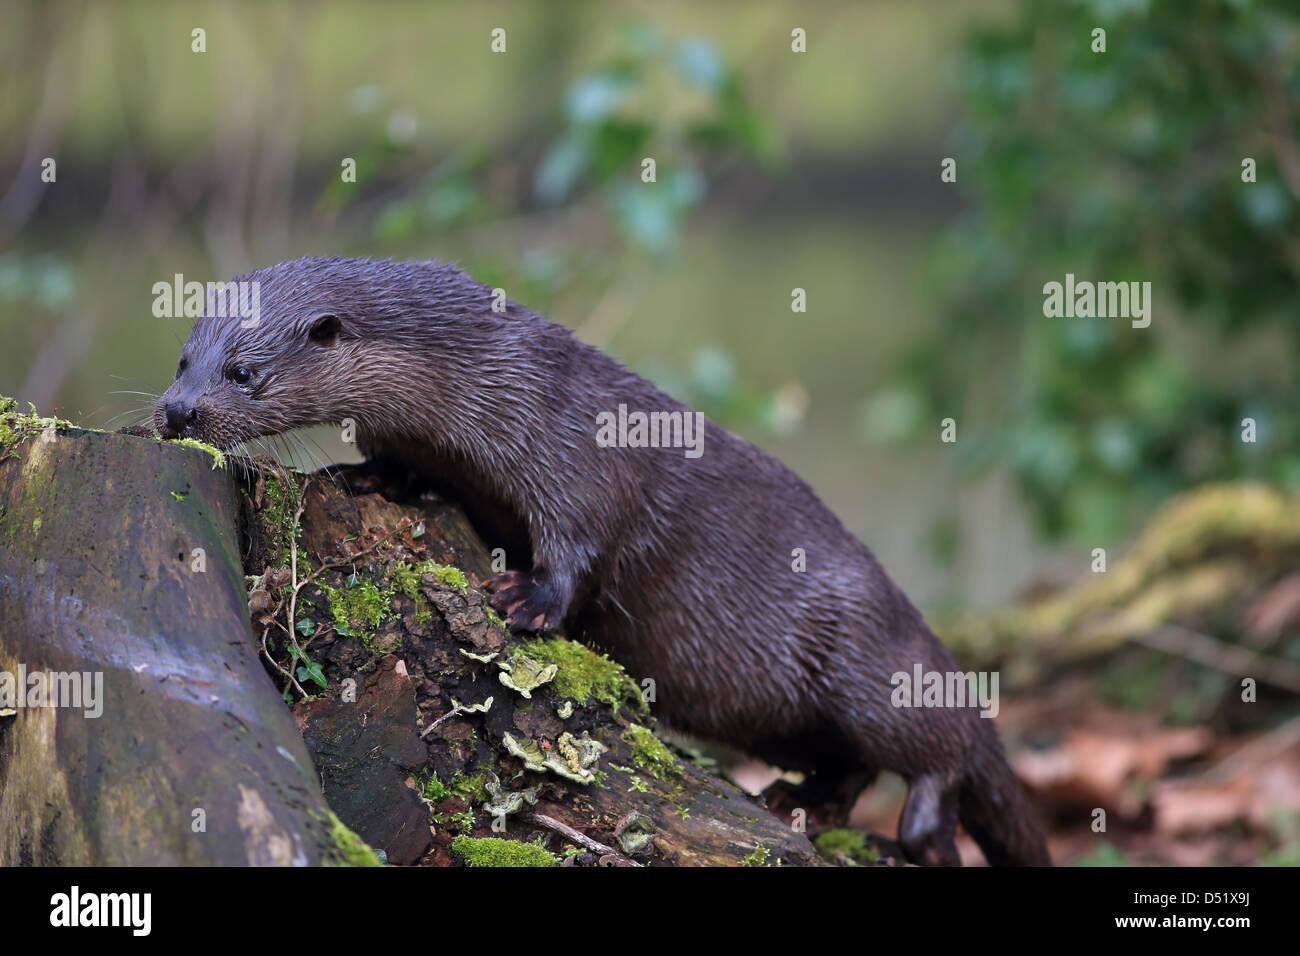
[0,253,78,312]
[535,23,778,252]
[531,23,785,423]
[865,0,1300,544]
[322,23,786,430]
[338,24,776,264]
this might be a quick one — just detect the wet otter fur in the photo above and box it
[156,256,1050,866]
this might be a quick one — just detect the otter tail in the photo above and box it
[958,721,1051,866]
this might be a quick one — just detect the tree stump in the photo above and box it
[0,408,375,865]
[1,399,893,866]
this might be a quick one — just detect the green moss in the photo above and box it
[741,844,770,866]
[175,437,226,469]
[324,578,391,643]
[391,558,468,593]
[259,473,302,568]
[0,397,71,460]
[812,828,879,865]
[390,561,430,627]
[524,636,647,716]
[450,835,557,868]
[422,770,488,808]
[432,564,468,589]
[420,772,452,803]
[389,561,420,596]
[390,560,469,629]
[450,771,488,803]
[322,811,383,867]
[622,722,680,780]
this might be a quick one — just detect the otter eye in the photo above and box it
[176,356,188,379]
[228,366,253,385]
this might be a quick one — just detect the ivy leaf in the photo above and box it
[298,663,327,690]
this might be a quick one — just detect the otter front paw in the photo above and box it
[485,570,567,632]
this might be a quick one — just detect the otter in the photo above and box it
[156,256,1050,866]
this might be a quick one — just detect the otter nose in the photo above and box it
[164,402,197,435]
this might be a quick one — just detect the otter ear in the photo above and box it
[308,314,341,346]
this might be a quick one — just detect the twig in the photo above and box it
[264,466,405,699]
[420,698,493,739]
[282,473,311,680]
[524,812,640,866]
[1197,713,1300,784]
[1134,623,1300,695]
[260,625,306,698]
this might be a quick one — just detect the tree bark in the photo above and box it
[0,421,372,865]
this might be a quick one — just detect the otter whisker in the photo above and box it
[249,436,278,465]
[279,433,313,472]
[288,428,355,493]
[94,403,157,429]
[279,431,317,473]
[98,407,140,426]
[290,430,339,480]
[108,374,166,397]
[270,433,304,471]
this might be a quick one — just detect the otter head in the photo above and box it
[154,261,360,450]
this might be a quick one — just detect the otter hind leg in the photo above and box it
[761,767,877,833]
[898,771,962,866]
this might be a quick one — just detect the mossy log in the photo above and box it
[0,401,869,866]
[940,482,1300,688]
[0,408,374,865]
[255,465,840,866]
